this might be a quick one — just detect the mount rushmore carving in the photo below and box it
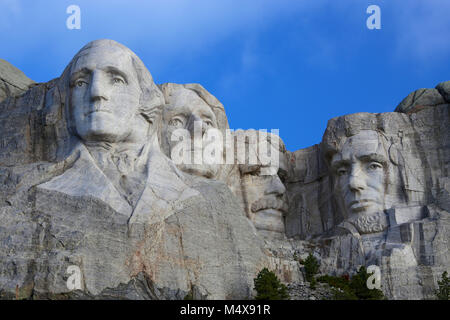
[0,40,449,299]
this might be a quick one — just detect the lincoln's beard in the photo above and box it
[348,211,389,234]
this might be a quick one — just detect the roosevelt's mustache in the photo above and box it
[251,196,288,213]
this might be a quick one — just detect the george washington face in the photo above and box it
[330,130,389,234]
[69,45,143,144]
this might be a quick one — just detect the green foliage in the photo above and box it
[317,267,385,300]
[317,274,350,290]
[309,277,317,290]
[349,267,385,300]
[183,289,193,300]
[435,271,450,300]
[253,268,289,300]
[331,287,358,300]
[300,253,320,284]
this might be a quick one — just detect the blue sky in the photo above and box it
[1,0,449,151]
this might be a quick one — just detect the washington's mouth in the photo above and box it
[86,109,112,116]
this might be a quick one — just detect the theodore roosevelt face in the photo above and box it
[239,135,289,238]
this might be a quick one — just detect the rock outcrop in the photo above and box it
[0,59,35,104]
[0,40,448,300]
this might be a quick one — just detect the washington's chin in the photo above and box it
[76,118,129,143]
[77,127,128,144]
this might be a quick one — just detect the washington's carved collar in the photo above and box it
[83,141,150,209]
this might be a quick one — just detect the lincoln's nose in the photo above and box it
[348,166,366,192]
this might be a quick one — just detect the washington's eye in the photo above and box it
[204,119,213,127]
[368,162,383,171]
[113,77,125,85]
[169,118,184,127]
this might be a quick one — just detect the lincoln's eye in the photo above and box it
[278,170,287,182]
[76,80,87,87]
[337,168,347,176]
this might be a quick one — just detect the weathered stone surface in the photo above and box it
[232,130,289,240]
[0,40,268,300]
[436,81,450,103]
[395,88,445,113]
[287,282,334,300]
[0,39,448,300]
[159,82,228,180]
[284,103,450,299]
[0,59,35,104]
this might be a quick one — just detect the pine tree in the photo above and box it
[349,266,385,300]
[300,253,320,283]
[253,268,289,300]
[436,271,450,300]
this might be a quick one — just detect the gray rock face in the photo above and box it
[0,59,35,103]
[0,39,448,300]
[285,103,450,299]
[0,40,268,300]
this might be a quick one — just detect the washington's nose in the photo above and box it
[89,72,109,102]
[264,176,286,196]
[348,167,366,192]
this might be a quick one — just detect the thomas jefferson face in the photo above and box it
[240,140,289,238]
[69,46,143,143]
[162,87,221,178]
[330,130,388,234]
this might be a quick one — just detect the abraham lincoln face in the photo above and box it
[330,130,389,234]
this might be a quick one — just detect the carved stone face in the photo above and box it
[330,130,389,234]
[69,46,143,143]
[162,87,221,178]
[240,142,289,238]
